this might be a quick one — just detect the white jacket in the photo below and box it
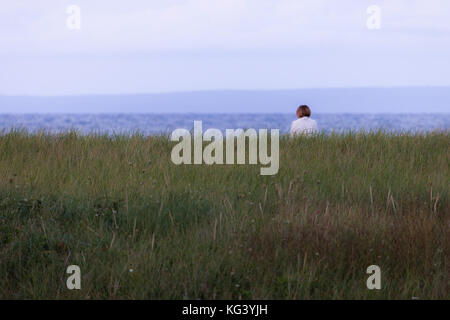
[290,117,318,137]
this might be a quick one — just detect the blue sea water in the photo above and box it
[0,114,449,135]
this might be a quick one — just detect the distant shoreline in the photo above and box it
[1,87,450,113]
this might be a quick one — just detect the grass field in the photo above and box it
[0,130,448,299]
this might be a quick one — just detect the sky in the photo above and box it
[0,0,450,95]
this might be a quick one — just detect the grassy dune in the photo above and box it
[0,130,448,299]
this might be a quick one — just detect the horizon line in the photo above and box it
[1,86,450,97]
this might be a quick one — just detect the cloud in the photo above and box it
[0,0,449,55]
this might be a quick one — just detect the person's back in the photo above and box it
[290,105,318,137]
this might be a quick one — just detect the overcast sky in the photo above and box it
[1,0,450,95]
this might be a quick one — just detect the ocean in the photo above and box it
[0,114,449,135]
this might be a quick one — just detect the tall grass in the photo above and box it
[0,130,448,299]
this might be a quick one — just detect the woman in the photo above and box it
[290,105,318,137]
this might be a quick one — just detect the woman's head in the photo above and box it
[296,105,311,118]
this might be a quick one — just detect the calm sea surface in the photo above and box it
[0,114,449,135]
